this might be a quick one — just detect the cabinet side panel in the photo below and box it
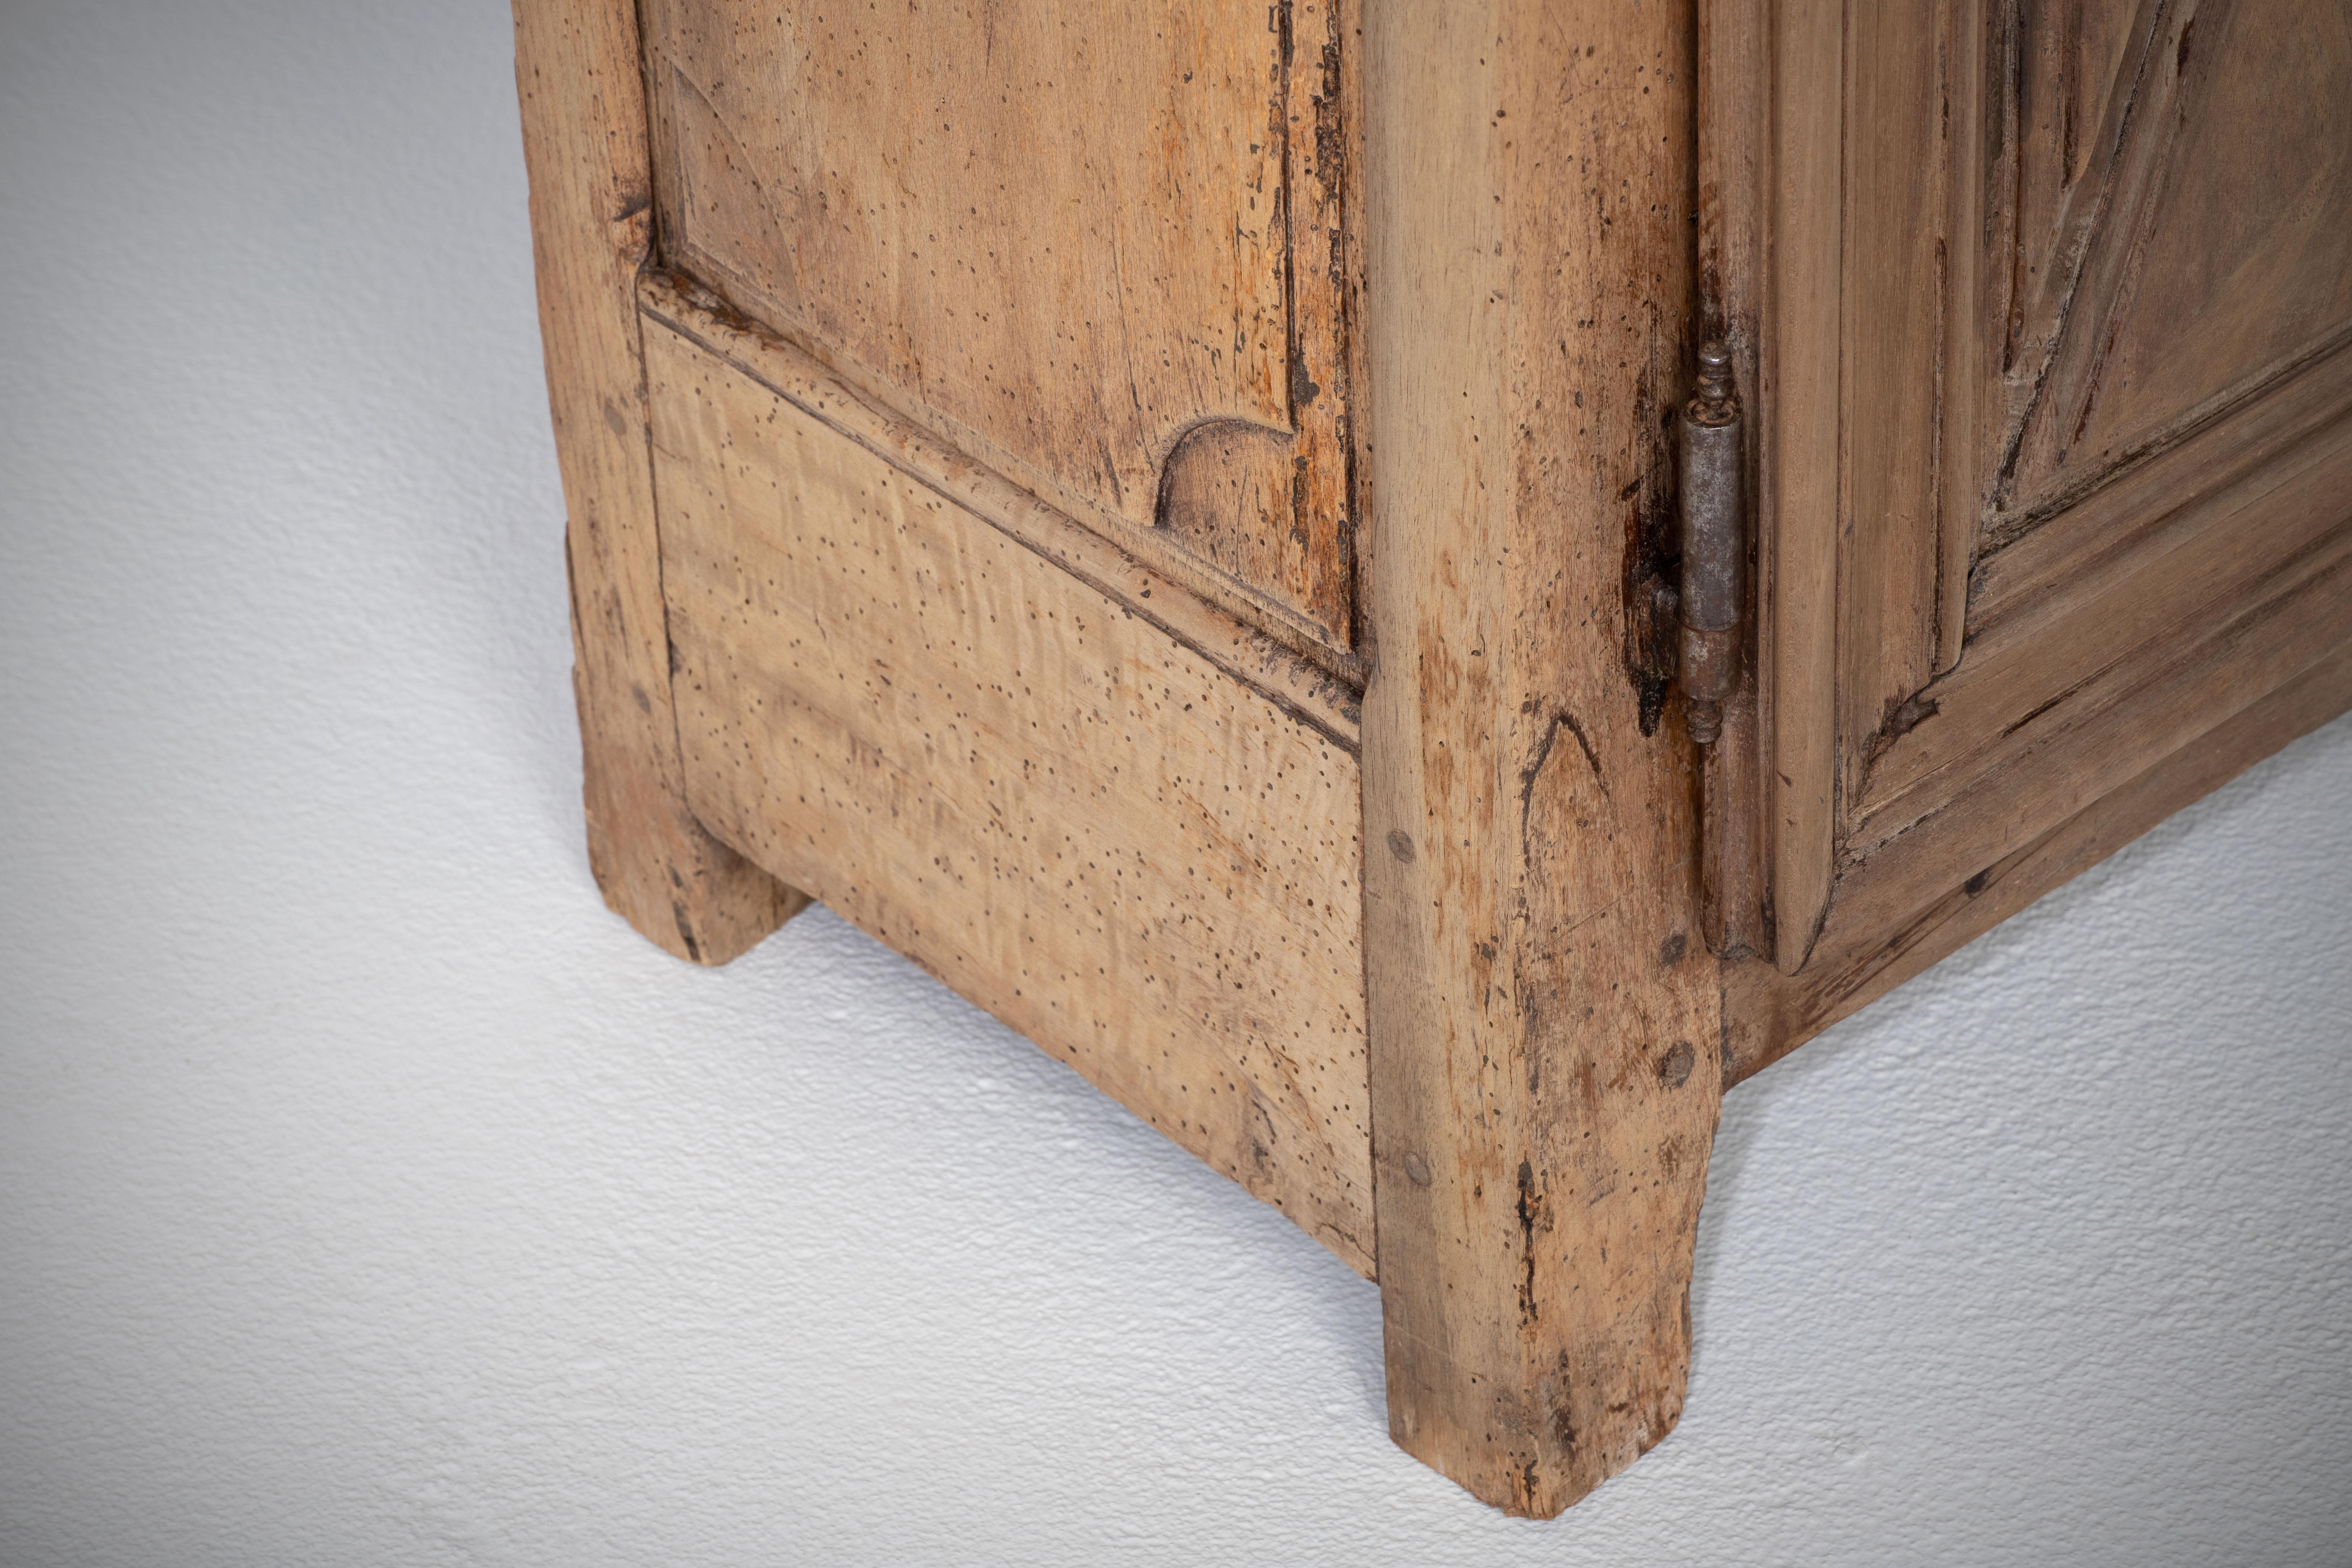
[643,322,1376,1274]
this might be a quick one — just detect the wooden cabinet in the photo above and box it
[515,0,2352,1514]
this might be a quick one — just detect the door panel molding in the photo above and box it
[1728,0,2352,981]
[1725,633,2352,1083]
[637,272,1364,750]
[1760,0,1847,967]
[1988,0,2352,547]
[1861,388,2352,833]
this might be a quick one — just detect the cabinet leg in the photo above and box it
[569,577,804,966]
[1367,929,1724,1514]
[1360,0,1714,1514]
[519,0,805,965]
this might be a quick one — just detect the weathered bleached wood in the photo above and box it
[637,271,1363,751]
[1161,0,1358,648]
[637,0,1360,653]
[1765,0,1845,970]
[1967,343,2352,643]
[1837,0,1951,801]
[512,0,2352,1514]
[1858,417,2352,843]
[1360,0,1721,1516]
[1938,0,1989,677]
[1745,0,2352,1003]
[642,319,1377,1275]
[1989,2,2352,541]
[512,0,803,963]
[1828,496,2352,958]
[1727,635,2352,1083]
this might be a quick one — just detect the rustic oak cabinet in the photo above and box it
[515,0,2352,1513]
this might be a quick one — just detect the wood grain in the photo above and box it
[1765,0,1845,969]
[1831,479,2352,947]
[1988,1,2352,542]
[1938,0,1989,675]
[512,0,803,963]
[642,319,1376,1274]
[1361,0,1721,1516]
[515,0,2352,1513]
[1837,0,1952,811]
[1728,635,2352,1083]
[1833,0,2352,874]
[638,0,1359,649]
[637,271,1364,752]
[1747,0,2352,1004]
[1860,398,2352,840]
[1967,342,2352,641]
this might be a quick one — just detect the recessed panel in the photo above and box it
[640,0,1357,643]
[1990,0,2352,533]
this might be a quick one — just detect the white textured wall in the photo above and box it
[3,3,2348,1562]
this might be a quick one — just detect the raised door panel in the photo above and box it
[1989,1,2352,538]
[1740,0,2352,1016]
[639,0,1357,650]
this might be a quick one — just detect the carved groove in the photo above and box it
[1981,0,2352,557]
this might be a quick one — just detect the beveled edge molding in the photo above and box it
[638,270,1366,753]
[1725,631,2352,1083]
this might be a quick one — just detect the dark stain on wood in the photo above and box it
[1868,689,1942,764]
[1516,1157,1542,1325]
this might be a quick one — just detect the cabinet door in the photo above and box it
[1713,0,2352,1065]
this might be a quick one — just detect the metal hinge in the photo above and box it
[1664,340,1746,746]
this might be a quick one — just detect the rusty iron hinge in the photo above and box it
[1663,340,1746,746]
[1630,336,1764,963]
